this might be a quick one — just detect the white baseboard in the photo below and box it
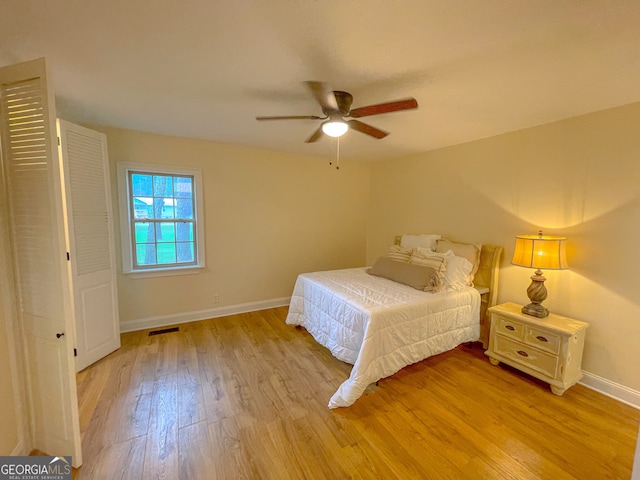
[580,371,640,410]
[119,297,291,333]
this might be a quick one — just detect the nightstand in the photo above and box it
[485,302,589,395]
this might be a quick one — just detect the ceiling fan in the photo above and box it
[256,81,418,143]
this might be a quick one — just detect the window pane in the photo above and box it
[133,197,153,219]
[175,198,193,219]
[131,173,152,196]
[157,243,176,264]
[135,222,155,242]
[160,198,175,219]
[174,177,193,198]
[136,243,157,266]
[176,222,193,241]
[153,175,173,197]
[177,242,194,263]
[156,223,175,242]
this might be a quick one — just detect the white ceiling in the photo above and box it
[3,1,640,161]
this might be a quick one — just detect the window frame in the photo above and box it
[117,162,205,277]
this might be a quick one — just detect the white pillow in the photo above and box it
[400,234,441,250]
[415,248,473,287]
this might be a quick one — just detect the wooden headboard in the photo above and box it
[473,243,503,348]
[393,236,503,348]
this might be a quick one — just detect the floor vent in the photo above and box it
[148,327,179,336]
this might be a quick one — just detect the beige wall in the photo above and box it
[368,102,640,392]
[94,127,371,323]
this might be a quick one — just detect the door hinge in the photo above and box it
[66,252,70,261]
[57,136,61,146]
[74,348,77,357]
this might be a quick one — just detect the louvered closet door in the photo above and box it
[57,119,120,371]
[0,58,82,466]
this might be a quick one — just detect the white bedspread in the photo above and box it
[286,267,480,408]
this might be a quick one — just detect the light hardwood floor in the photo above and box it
[74,306,640,479]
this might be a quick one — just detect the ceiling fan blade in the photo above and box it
[305,125,324,143]
[348,98,418,118]
[256,115,324,121]
[347,119,389,139]
[305,81,339,114]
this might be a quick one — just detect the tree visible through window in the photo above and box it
[129,171,196,268]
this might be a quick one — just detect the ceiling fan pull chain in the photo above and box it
[329,137,334,166]
[329,136,340,169]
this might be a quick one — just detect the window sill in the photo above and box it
[124,265,205,279]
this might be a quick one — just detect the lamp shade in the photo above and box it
[512,233,568,270]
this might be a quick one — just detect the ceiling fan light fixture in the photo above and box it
[322,119,348,138]
[256,81,418,142]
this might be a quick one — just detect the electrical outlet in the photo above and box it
[213,294,220,304]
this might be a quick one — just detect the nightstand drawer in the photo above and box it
[494,316,525,340]
[525,326,561,355]
[494,335,559,379]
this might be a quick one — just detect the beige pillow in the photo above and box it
[409,249,447,285]
[387,244,412,263]
[435,239,482,280]
[400,234,441,250]
[368,256,442,292]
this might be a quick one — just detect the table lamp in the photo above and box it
[512,231,568,318]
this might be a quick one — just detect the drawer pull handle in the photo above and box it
[536,335,548,342]
[505,325,515,331]
[517,350,529,357]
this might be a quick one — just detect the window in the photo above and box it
[118,162,205,276]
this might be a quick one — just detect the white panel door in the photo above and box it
[0,58,82,466]
[57,119,120,371]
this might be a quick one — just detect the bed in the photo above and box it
[286,236,503,408]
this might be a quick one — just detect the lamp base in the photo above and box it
[522,269,550,318]
[522,302,549,318]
